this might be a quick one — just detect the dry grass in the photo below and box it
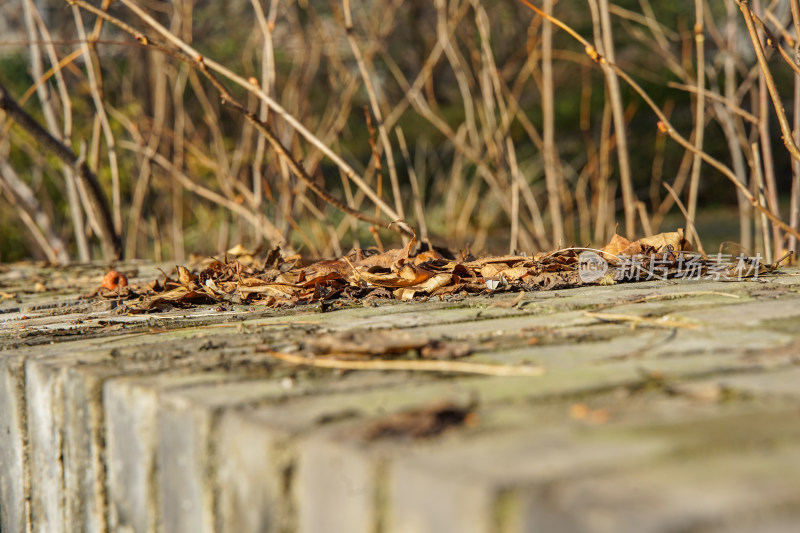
[0,0,798,264]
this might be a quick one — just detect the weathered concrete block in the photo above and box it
[214,410,289,533]
[105,371,269,533]
[1,342,109,533]
[147,369,464,533]
[104,376,161,533]
[676,296,800,326]
[58,331,271,533]
[19,341,132,533]
[389,461,493,533]
[65,354,223,533]
[25,357,69,533]
[509,445,800,533]
[719,367,800,398]
[152,374,393,533]
[385,427,670,533]
[297,436,377,533]
[62,364,115,533]
[157,394,215,533]
[160,378,312,533]
[0,352,30,533]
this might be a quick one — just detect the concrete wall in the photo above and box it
[3,264,800,532]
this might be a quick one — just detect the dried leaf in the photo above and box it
[480,263,507,278]
[360,399,477,441]
[602,233,639,257]
[226,244,258,264]
[496,266,532,281]
[431,283,466,297]
[603,229,692,258]
[358,265,435,288]
[226,243,254,256]
[412,250,446,265]
[305,260,350,280]
[636,228,692,252]
[177,266,197,289]
[264,245,283,268]
[238,283,298,299]
[355,233,416,269]
[393,273,451,300]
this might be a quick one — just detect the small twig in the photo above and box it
[395,127,429,245]
[723,0,753,252]
[686,0,706,255]
[341,0,405,223]
[584,311,698,329]
[341,255,365,283]
[598,0,637,237]
[541,0,566,244]
[751,142,772,261]
[261,349,545,377]
[636,201,653,236]
[666,82,758,124]
[642,290,740,301]
[774,250,793,267]
[792,0,800,261]
[71,3,123,234]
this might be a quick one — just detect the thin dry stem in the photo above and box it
[541,0,565,245]
[263,349,546,377]
[342,0,405,223]
[663,182,706,255]
[70,4,123,234]
[751,142,772,260]
[584,311,699,329]
[791,0,800,258]
[686,1,705,249]
[396,127,429,245]
[597,0,637,238]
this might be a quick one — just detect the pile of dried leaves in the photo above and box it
[92,229,776,313]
